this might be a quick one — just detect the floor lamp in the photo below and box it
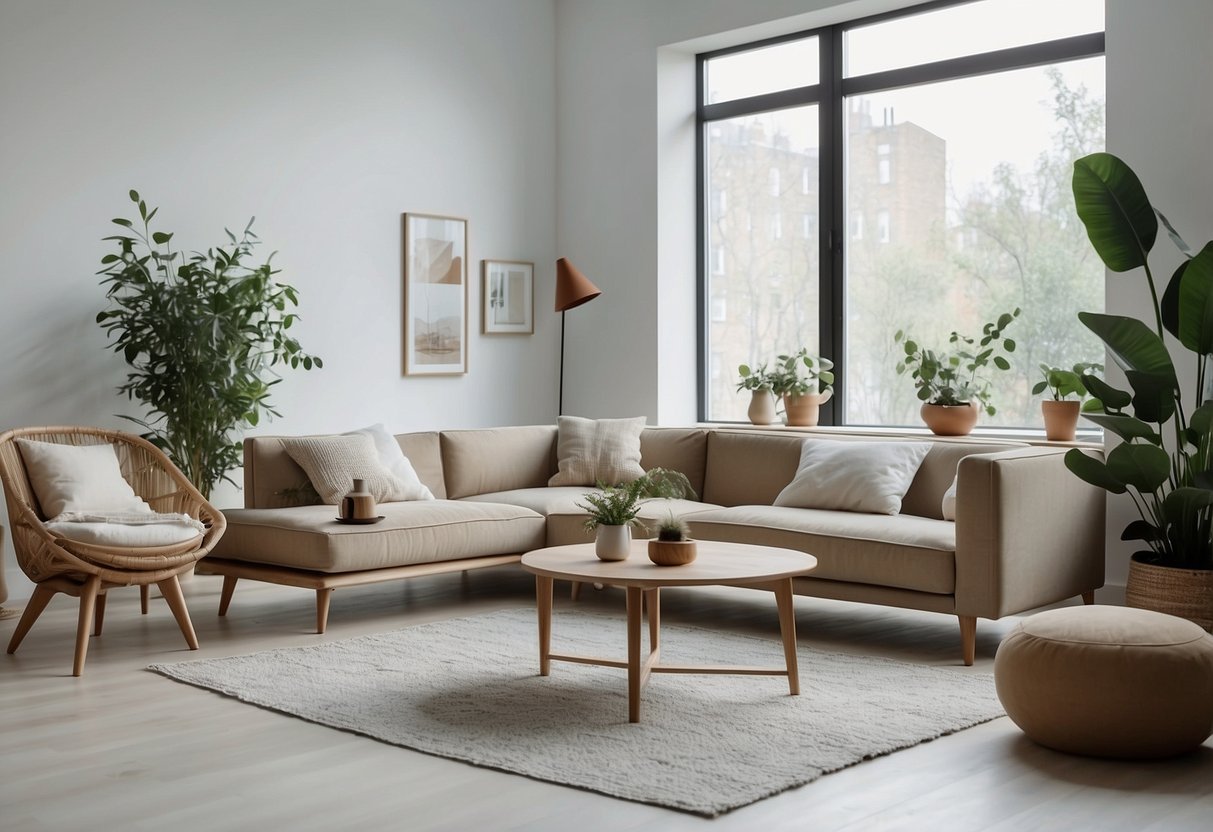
[555,257,602,416]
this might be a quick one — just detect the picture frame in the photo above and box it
[403,213,468,375]
[481,259,534,335]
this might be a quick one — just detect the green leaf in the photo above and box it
[112,218,133,227]
[1162,487,1213,527]
[152,231,173,245]
[1065,448,1126,493]
[1106,442,1171,492]
[1081,413,1161,444]
[1078,311,1177,387]
[992,356,1010,371]
[1161,259,1185,341]
[1124,370,1176,424]
[1176,242,1213,356]
[1155,208,1192,256]
[1072,152,1158,271]
[1031,381,1048,395]
[1121,519,1163,543]
[129,189,140,202]
[1190,402,1213,434]
[1081,374,1131,410]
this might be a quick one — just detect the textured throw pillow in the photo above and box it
[282,434,408,505]
[16,439,152,518]
[774,439,932,515]
[941,474,958,521]
[344,424,434,501]
[548,416,647,487]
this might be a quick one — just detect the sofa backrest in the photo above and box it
[702,430,1027,519]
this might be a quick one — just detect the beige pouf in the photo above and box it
[995,606,1213,759]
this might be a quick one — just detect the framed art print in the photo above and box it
[403,213,468,375]
[481,259,534,334]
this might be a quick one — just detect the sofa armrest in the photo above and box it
[954,446,1105,619]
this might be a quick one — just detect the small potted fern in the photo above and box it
[578,468,696,561]
[648,513,697,566]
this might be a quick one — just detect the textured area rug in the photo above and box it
[150,609,1003,816]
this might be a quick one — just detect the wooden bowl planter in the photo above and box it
[1126,554,1213,631]
[1041,400,1081,441]
[920,402,979,436]
[648,539,697,566]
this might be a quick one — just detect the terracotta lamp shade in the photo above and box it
[555,258,602,312]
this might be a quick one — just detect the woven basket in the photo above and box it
[1126,554,1213,631]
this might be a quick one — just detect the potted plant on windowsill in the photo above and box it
[893,310,1020,436]
[1062,152,1213,629]
[578,468,696,561]
[736,362,778,425]
[771,348,834,427]
[1032,362,1103,441]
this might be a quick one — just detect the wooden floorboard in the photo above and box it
[1,568,1210,831]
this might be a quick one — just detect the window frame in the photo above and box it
[695,0,1105,424]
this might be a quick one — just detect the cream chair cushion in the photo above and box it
[774,439,931,515]
[548,416,646,486]
[283,434,407,505]
[16,439,152,518]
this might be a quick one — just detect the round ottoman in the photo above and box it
[994,606,1213,759]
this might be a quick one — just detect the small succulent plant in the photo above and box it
[656,513,689,542]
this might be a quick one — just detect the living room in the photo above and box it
[2,0,1211,829]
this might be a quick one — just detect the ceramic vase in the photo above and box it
[341,478,377,521]
[920,402,979,436]
[747,389,778,425]
[784,389,833,427]
[595,524,632,561]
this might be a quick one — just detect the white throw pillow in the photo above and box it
[16,439,152,518]
[345,424,434,501]
[774,439,932,515]
[941,474,958,521]
[282,434,408,505]
[548,416,647,487]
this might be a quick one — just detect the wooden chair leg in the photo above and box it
[93,591,107,637]
[140,584,150,615]
[1081,591,1095,605]
[959,615,977,667]
[7,584,57,654]
[316,588,333,634]
[73,576,103,677]
[157,575,199,650]
[218,575,238,616]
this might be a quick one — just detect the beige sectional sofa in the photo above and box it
[199,425,1106,664]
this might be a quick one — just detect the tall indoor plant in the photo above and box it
[96,191,321,499]
[1062,153,1213,628]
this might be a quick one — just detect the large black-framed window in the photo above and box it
[697,0,1106,427]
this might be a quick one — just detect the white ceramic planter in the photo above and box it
[594,524,632,561]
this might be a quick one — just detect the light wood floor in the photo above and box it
[2,569,1210,831]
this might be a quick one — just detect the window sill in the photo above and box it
[695,421,1103,450]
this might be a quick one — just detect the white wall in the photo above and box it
[0,0,556,600]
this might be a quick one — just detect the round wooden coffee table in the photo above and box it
[521,540,817,723]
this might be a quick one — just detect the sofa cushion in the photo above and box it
[441,425,557,499]
[640,428,709,499]
[346,424,434,501]
[17,439,152,518]
[687,505,956,595]
[282,434,408,505]
[214,500,545,573]
[548,416,646,487]
[775,439,930,515]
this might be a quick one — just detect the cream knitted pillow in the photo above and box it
[282,434,407,505]
[548,416,646,487]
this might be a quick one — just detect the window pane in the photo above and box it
[843,58,1105,428]
[705,107,820,421]
[844,0,1103,78]
[706,38,819,105]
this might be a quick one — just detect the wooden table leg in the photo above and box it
[536,575,553,676]
[773,579,800,695]
[644,588,660,653]
[626,586,643,723]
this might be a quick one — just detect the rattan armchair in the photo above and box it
[0,426,226,675]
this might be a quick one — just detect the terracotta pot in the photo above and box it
[648,539,697,566]
[1126,553,1213,631]
[1041,400,1081,441]
[747,389,778,425]
[594,525,632,561]
[920,402,979,436]
[783,389,833,427]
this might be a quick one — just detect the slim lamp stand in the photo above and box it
[559,310,567,416]
[554,257,601,419]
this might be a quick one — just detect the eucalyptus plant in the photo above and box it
[894,309,1021,416]
[1062,153,1213,570]
[736,362,775,392]
[770,348,834,398]
[96,190,321,499]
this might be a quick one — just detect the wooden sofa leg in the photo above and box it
[1081,591,1095,605]
[140,584,150,615]
[570,581,582,602]
[93,591,107,637]
[316,588,333,634]
[7,584,57,654]
[158,576,199,651]
[959,615,977,667]
[218,576,238,616]
[74,576,103,677]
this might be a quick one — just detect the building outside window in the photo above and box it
[699,0,1105,427]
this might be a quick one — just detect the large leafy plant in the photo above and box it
[96,191,321,499]
[893,309,1020,416]
[1062,153,1213,570]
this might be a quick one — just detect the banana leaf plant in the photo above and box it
[1063,153,1213,570]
